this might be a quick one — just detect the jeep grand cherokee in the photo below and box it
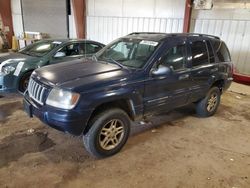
[23,32,233,158]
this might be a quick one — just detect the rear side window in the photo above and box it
[213,41,231,62]
[190,41,209,66]
[206,41,215,63]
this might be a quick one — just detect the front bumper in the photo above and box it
[23,93,92,136]
[0,74,17,93]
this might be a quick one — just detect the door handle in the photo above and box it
[179,74,190,80]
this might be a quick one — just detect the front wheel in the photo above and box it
[83,108,130,158]
[19,72,32,93]
[196,87,221,117]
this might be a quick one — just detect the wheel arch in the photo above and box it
[17,69,34,92]
[83,98,135,135]
[211,79,225,93]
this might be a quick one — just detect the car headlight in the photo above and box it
[46,88,80,110]
[2,66,15,75]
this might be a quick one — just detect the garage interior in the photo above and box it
[0,0,250,187]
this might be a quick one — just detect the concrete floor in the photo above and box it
[0,82,250,188]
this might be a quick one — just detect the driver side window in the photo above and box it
[59,43,80,57]
[160,44,187,71]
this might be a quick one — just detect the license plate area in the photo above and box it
[23,99,33,118]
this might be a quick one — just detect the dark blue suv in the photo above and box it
[23,32,233,158]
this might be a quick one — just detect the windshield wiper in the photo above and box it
[28,52,42,57]
[98,56,126,68]
[107,57,125,68]
[19,51,29,55]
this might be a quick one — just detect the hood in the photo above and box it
[0,52,38,68]
[0,52,38,63]
[33,59,131,90]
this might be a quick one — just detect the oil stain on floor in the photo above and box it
[0,131,55,168]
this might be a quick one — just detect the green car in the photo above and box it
[0,39,104,93]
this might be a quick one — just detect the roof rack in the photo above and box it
[188,33,220,40]
[127,32,166,36]
[127,32,220,40]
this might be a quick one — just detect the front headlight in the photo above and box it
[46,88,80,110]
[2,66,15,75]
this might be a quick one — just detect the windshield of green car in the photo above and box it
[19,41,61,57]
[96,38,159,68]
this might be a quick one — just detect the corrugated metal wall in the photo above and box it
[191,9,250,75]
[86,0,185,44]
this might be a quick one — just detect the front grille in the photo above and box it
[28,78,47,105]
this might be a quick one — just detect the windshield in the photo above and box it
[96,38,159,68]
[19,41,60,57]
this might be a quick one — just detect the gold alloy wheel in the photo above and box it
[99,119,124,150]
[207,92,218,112]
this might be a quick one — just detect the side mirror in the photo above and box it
[151,65,172,77]
[54,52,66,58]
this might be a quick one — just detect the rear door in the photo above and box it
[188,38,218,102]
[144,38,193,114]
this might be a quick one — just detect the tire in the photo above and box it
[196,87,221,117]
[19,72,32,93]
[83,108,130,158]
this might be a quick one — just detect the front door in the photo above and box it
[49,42,85,64]
[144,38,193,115]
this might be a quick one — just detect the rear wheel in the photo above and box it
[83,108,130,158]
[19,72,32,93]
[196,87,221,117]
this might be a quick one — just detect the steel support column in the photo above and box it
[0,0,14,48]
[71,0,86,38]
[183,0,192,33]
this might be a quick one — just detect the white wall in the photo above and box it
[86,0,186,44]
[191,9,250,75]
[87,0,185,18]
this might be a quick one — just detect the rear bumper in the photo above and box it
[23,93,92,136]
[223,77,233,91]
